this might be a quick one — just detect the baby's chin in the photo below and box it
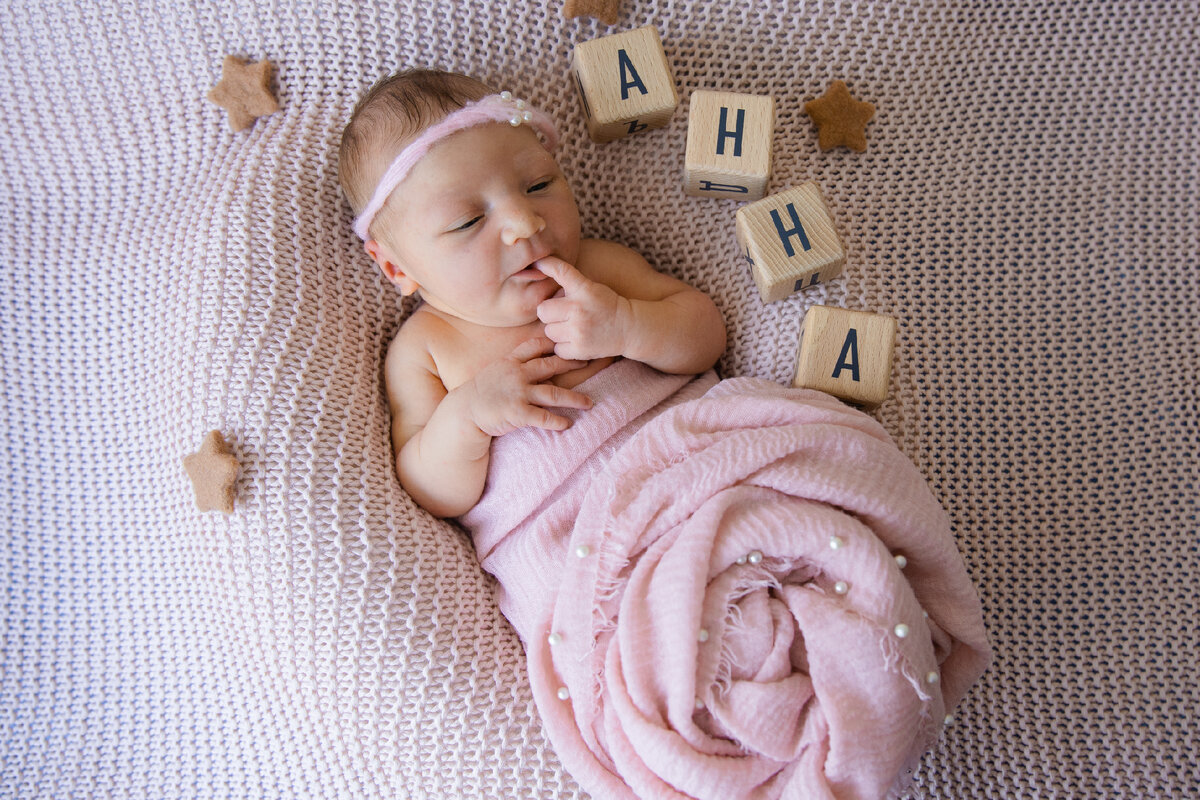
[481,280,557,328]
[517,269,560,300]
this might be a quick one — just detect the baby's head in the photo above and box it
[339,69,493,234]
[339,69,580,327]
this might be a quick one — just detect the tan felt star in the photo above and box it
[562,0,620,25]
[207,55,280,132]
[804,80,875,152]
[183,431,240,514]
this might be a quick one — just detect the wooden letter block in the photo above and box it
[734,182,845,303]
[684,90,775,200]
[571,25,679,143]
[793,305,896,408]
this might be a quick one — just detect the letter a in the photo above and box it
[617,49,648,100]
[832,328,860,382]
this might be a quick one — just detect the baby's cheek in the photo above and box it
[552,210,582,263]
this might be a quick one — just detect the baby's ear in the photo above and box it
[364,240,420,296]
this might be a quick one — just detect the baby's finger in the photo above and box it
[540,320,567,344]
[534,256,591,295]
[509,336,557,362]
[521,405,573,432]
[536,296,569,325]
[523,353,587,382]
[552,341,585,362]
[528,383,593,411]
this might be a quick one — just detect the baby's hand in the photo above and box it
[535,256,632,362]
[467,337,593,437]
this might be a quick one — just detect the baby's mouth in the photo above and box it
[512,264,546,280]
[512,255,552,280]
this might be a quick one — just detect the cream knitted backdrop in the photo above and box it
[2,1,1197,798]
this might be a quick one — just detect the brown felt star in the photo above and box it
[562,0,620,25]
[207,55,280,131]
[183,430,240,514]
[804,80,876,152]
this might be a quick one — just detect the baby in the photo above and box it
[339,72,992,800]
[339,69,726,517]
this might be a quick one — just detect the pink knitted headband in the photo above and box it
[353,91,559,240]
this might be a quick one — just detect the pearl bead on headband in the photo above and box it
[352,91,560,240]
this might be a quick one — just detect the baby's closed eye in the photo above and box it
[452,215,483,232]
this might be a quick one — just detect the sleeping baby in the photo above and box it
[338,68,726,519]
[340,69,991,800]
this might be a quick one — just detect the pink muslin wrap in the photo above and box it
[461,359,991,800]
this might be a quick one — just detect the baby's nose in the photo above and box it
[500,204,546,246]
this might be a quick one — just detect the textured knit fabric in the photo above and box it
[464,359,991,799]
[1,1,1197,799]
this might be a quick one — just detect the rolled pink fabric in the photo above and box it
[463,359,991,799]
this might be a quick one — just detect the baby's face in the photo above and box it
[373,122,581,327]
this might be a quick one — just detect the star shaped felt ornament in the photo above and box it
[562,0,620,25]
[804,80,876,152]
[183,430,240,514]
[207,55,281,131]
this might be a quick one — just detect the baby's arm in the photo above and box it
[536,239,726,375]
[385,331,591,518]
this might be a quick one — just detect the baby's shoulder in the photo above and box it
[577,237,680,301]
[385,308,447,381]
[577,237,645,270]
[576,237,653,285]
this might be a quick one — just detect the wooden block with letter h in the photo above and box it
[793,305,897,408]
[685,90,775,200]
[571,25,679,143]
[735,182,845,303]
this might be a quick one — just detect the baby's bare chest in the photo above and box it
[434,320,612,392]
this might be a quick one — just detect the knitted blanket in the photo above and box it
[2,1,1196,798]
[463,359,990,799]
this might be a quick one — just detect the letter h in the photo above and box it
[769,202,811,257]
[716,106,745,157]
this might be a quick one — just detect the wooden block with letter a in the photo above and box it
[571,25,679,143]
[684,90,775,200]
[734,182,845,303]
[793,305,897,408]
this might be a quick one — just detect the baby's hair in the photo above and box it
[339,68,494,218]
